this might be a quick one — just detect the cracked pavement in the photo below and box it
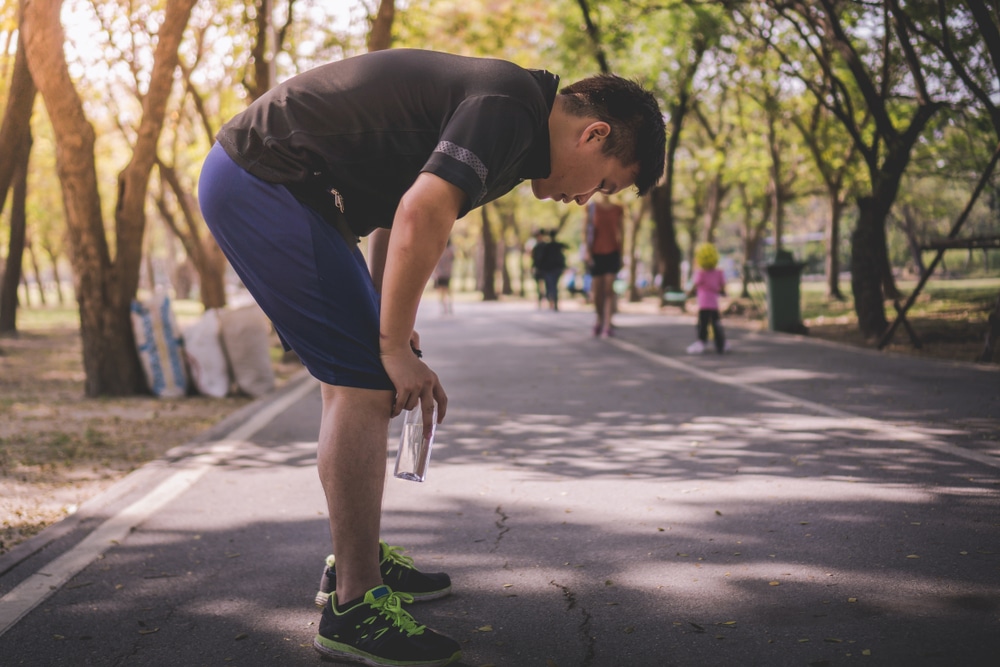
[1,299,998,666]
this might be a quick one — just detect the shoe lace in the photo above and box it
[381,543,416,570]
[370,589,424,637]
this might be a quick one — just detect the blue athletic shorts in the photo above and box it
[198,143,393,391]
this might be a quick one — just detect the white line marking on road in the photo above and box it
[0,376,320,637]
[606,336,1000,471]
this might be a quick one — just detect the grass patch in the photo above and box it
[14,305,80,331]
[797,277,999,363]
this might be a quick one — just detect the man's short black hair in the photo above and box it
[560,75,666,196]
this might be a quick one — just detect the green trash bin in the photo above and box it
[765,250,807,333]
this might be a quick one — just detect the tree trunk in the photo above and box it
[737,182,772,298]
[849,133,927,340]
[825,194,845,300]
[480,206,498,301]
[499,246,512,296]
[880,233,901,299]
[26,0,120,394]
[367,0,395,52]
[23,0,196,396]
[702,171,728,244]
[0,6,36,212]
[154,161,228,308]
[850,196,890,339]
[575,0,611,74]
[248,0,274,100]
[626,197,647,302]
[740,235,754,299]
[0,132,30,337]
[651,85,690,300]
[26,236,46,306]
[498,208,514,296]
[41,244,66,304]
[897,205,926,276]
[767,113,785,254]
[650,184,681,293]
[20,274,31,308]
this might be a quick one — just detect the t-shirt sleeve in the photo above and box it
[422,95,537,215]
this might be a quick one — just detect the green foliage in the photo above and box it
[395,0,560,65]
[2,0,997,328]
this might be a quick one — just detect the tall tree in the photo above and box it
[0,129,29,336]
[244,0,299,101]
[0,5,36,336]
[479,205,498,300]
[0,2,34,214]
[751,1,949,339]
[792,101,860,300]
[22,0,197,395]
[650,38,706,294]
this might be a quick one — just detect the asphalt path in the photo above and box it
[1,299,998,667]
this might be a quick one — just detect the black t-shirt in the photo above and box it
[217,49,558,236]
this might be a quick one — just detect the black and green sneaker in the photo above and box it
[313,585,461,666]
[315,541,452,608]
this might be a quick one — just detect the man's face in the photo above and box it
[531,126,638,205]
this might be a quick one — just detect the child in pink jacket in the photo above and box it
[686,243,727,354]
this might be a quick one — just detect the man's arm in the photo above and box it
[379,172,466,420]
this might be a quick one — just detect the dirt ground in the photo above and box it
[0,297,994,557]
[0,326,302,556]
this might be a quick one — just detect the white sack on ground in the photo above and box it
[183,308,231,398]
[218,303,275,397]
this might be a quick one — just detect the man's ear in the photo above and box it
[580,121,611,145]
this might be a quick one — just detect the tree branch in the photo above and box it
[575,0,611,73]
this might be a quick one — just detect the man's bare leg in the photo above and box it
[592,274,608,333]
[601,274,616,333]
[317,382,394,606]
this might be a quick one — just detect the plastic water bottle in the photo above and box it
[394,405,437,482]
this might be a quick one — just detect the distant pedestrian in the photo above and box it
[433,239,455,315]
[538,230,567,311]
[686,242,727,354]
[585,195,624,337]
[530,229,548,309]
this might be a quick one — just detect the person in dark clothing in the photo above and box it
[538,230,567,311]
[199,48,665,667]
[530,228,549,309]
